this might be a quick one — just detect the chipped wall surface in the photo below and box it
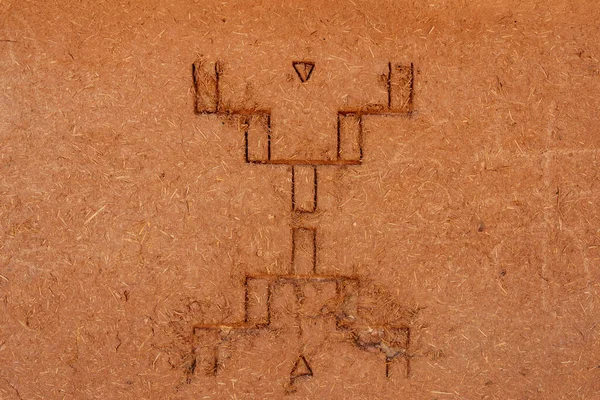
[1,1,600,399]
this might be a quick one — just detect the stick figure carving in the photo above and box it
[190,58,416,388]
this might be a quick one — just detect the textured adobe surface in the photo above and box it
[1,1,600,399]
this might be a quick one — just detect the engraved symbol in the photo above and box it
[292,61,315,83]
[290,355,313,382]
[189,59,417,389]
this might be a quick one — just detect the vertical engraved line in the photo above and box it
[312,228,317,274]
[192,63,199,114]
[313,166,318,212]
[290,227,296,274]
[406,327,412,377]
[291,166,296,212]
[244,133,249,163]
[212,346,219,376]
[243,276,249,324]
[267,114,272,160]
[266,282,272,325]
[409,62,415,113]
[214,62,221,113]
[385,357,391,378]
[387,61,392,109]
[358,115,364,161]
[337,113,342,160]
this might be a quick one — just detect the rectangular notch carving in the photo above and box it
[384,327,411,378]
[292,227,316,275]
[337,112,363,161]
[292,165,317,213]
[191,329,220,376]
[193,60,220,113]
[245,277,270,326]
[388,63,414,113]
[338,279,359,328]
[244,113,271,162]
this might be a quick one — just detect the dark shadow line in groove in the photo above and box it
[312,225,317,274]
[313,166,318,212]
[359,115,364,161]
[291,166,296,212]
[192,62,199,114]
[387,61,392,109]
[214,61,221,113]
[267,114,272,160]
[243,276,249,323]
[336,113,341,160]
[290,224,296,274]
[409,62,415,113]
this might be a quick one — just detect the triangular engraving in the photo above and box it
[292,61,315,83]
